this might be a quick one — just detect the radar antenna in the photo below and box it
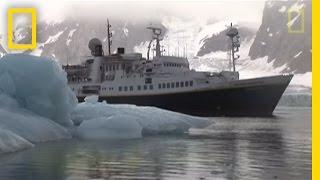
[146,26,163,59]
[226,23,240,72]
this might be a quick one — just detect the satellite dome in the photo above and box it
[88,38,102,52]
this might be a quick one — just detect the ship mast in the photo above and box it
[147,27,163,59]
[226,23,240,72]
[106,19,112,55]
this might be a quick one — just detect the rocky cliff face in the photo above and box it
[249,0,311,73]
[197,27,255,57]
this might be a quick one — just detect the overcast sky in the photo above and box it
[0,0,267,42]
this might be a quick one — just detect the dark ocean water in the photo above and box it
[0,106,311,180]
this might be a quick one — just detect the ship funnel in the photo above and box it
[88,38,104,56]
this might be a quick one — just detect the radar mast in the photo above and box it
[226,23,240,72]
[146,26,163,59]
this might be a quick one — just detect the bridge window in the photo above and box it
[185,81,189,87]
[176,82,180,88]
[130,86,133,91]
[124,86,128,91]
[158,84,162,89]
[190,81,193,86]
[145,78,152,84]
[119,87,122,91]
[180,82,184,87]
[138,85,141,90]
[149,85,153,90]
[167,83,170,88]
[143,85,148,90]
[162,83,166,89]
[171,82,175,88]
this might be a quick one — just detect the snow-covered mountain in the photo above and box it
[249,0,311,74]
[0,0,311,77]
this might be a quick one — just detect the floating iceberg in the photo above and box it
[0,54,77,127]
[0,54,75,153]
[72,96,211,140]
[0,54,210,153]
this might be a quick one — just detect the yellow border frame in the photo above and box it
[313,0,318,179]
[288,7,305,34]
[7,8,37,49]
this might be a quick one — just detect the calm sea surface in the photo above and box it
[0,106,311,180]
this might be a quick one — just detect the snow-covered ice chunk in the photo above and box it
[0,128,34,154]
[84,95,99,104]
[0,54,77,126]
[72,96,211,139]
[75,115,143,140]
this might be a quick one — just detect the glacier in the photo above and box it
[0,54,210,153]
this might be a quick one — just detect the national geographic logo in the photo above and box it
[287,7,305,34]
[7,8,37,49]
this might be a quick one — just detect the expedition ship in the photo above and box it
[63,21,293,117]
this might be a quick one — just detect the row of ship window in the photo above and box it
[163,63,187,68]
[107,81,194,92]
[105,64,127,71]
[104,63,187,72]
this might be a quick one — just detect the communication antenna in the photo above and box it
[186,43,188,58]
[106,18,112,55]
[177,40,180,57]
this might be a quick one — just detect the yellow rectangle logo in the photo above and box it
[288,7,305,34]
[7,8,37,49]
